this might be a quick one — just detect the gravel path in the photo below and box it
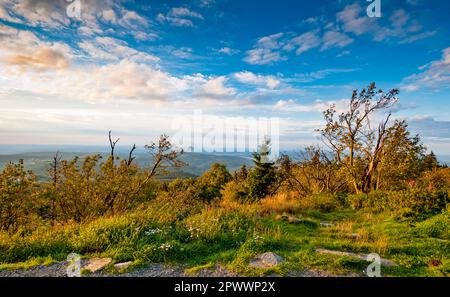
[0,261,360,277]
[0,262,232,277]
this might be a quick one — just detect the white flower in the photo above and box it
[144,228,162,236]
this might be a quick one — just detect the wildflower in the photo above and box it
[159,243,173,251]
[144,228,162,236]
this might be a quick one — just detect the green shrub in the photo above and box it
[221,180,249,202]
[347,193,367,210]
[348,190,449,218]
[300,193,340,213]
[414,212,450,240]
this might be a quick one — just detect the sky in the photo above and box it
[0,0,449,155]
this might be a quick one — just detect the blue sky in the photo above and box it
[0,0,449,155]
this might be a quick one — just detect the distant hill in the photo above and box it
[0,148,254,181]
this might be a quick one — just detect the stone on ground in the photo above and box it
[114,261,133,270]
[276,214,306,224]
[249,252,284,268]
[315,249,397,267]
[83,258,112,273]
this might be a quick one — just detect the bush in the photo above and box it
[348,191,403,213]
[299,193,340,212]
[348,189,449,219]
[221,180,249,202]
[419,168,450,191]
[257,192,301,215]
[0,160,37,232]
[414,212,450,240]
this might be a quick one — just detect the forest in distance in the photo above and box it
[0,83,448,277]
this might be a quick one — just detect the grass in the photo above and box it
[0,194,448,277]
[0,256,56,271]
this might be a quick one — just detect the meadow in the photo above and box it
[0,191,448,276]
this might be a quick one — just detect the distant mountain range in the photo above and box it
[0,145,448,181]
[0,145,255,181]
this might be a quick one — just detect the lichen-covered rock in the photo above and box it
[249,252,284,268]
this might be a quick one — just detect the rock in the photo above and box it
[276,214,302,224]
[287,216,302,224]
[315,249,397,267]
[114,261,133,270]
[83,258,112,273]
[320,222,335,227]
[349,233,362,240]
[249,252,284,268]
[275,214,289,221]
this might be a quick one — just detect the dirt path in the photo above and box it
[0,261,359,277]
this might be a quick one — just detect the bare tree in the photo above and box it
[320,82,399,193]
[145,134,186,177]
[49,151,62,187]
[132,134,185,194]
[108,130,120,163]
[126,144,137,166]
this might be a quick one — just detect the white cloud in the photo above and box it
[284,31,321,55]
[243,33,287,65]
[256,33,284,49]
[78,37,159,63]
[336,3,436,45]
[157,7,204,27]
[337,2,377,36]
[321,31,354,50]
[170,7,203,19]
[7,0,70,28]
[399,30,438,44]
[244,48,286,65]
[233,71,281,89]
[119,9,148,28]
[273,99,349,113]
[133,31,159,41]
[0,0,152,41]
[290,68,358,83]
[0,1,21,23]
[0,59,194,102]
[218,47,240,55]
[0,24,73,71]
[100,9,118,24]
[197,76,236,98]
[403,47,450,91]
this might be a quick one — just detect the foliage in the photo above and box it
[320,83,425,194]
[0,160,37,232]
[247,140,277,201]
[414,212,450,240]
[347,189,449,219]
[195,163,232,201]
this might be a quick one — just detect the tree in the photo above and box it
[145,134,186,178]
[376,121,425,190]
[422,151,439,171]
[274,146,347,196]
[233,164,248,182]
[247,139,277,200]
[320,82,409,193]
[0,160,37,232]
[196,163,232,201]
[127,134,186,196]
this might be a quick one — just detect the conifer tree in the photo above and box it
[247,139,277,200]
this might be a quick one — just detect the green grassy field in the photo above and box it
[1,194,448,277]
